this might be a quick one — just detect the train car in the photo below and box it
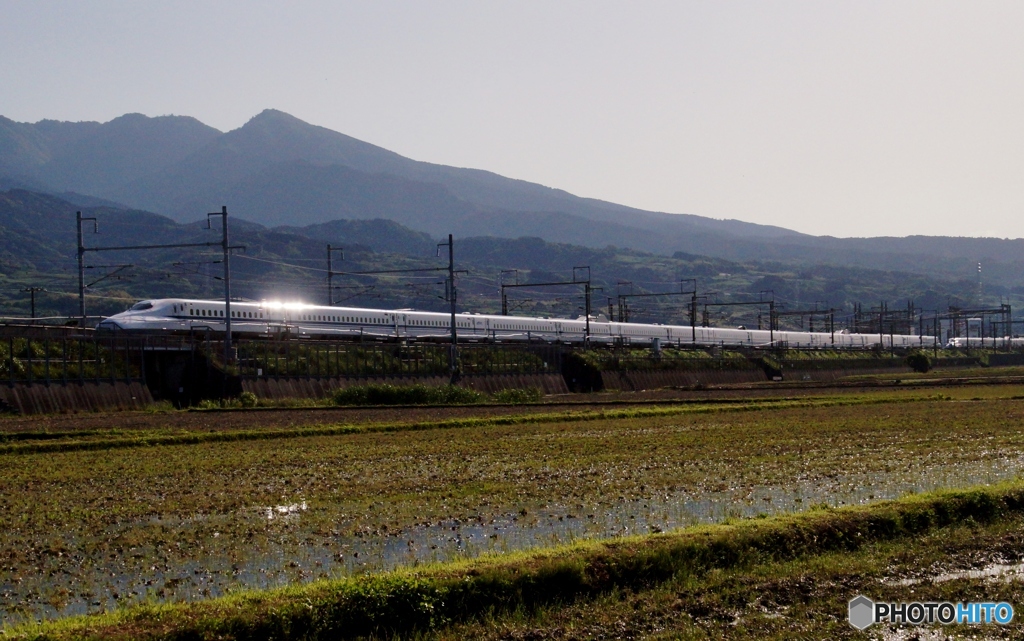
[946,336,1024,349]
[96,298,936,349]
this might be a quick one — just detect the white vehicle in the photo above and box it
[946,336,1024,349]
[96,298,936,349]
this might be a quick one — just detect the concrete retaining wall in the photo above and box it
[601,369,766,391]
[458,374,569,395]
[779,367,912,382]
[242,373,568,400]
[0,382,154,415]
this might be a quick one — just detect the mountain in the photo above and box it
[0,113,220,195]
[0,110,804,244]
[1,110,1022,288]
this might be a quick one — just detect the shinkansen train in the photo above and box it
[96,298,937,349]
[946,336,1024,348]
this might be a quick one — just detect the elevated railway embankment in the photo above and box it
[0,324,1015,413]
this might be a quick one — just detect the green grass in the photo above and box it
[332,383,485,406]
[445,495,1024,640]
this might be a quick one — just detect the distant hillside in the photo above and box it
[1,110,1023,287]
[0,190,997,323]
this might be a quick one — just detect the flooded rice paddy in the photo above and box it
[3,392,1024,625]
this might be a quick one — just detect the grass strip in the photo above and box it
[0,394,940,456]
[9,478,1022,640]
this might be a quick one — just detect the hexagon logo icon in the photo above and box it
[849,595,875,630]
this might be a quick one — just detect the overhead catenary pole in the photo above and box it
[438,234,458,380]
[691,291,697,344]
[449,235,457,375]
[77,211,97,325]
[585,282,591,347]
[498,266,590,342]
[326,244,345,305]
[207,206,243,366]
[76,209,238,329]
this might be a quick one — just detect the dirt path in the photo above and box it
[0,386,855,434]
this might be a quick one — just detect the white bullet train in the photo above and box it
[946,336,1024,349]
[96,298,936,349]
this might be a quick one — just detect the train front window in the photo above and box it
[131,301,154,311]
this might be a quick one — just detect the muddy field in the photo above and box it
[0,380,994,435]
[3,384,1024,628]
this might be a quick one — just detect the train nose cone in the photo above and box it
[95,320,124,331]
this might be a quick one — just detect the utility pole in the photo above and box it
[327,245,344,305]
[691,291,698,344]
[205,207,244,365]
[499,269,519,316]
[499,266,591,343]
[206,207,234,365]
[438,234,458,380]
[77,211,98,325]
[21,287,45,322]
[756,290,776,347]
[573,266,591,347]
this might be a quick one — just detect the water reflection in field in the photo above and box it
[3,456,1022,624]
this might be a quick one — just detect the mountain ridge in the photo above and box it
[0,189,995,322]
[0,110,1020,288]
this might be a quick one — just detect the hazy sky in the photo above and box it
[2,1,1023,239]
